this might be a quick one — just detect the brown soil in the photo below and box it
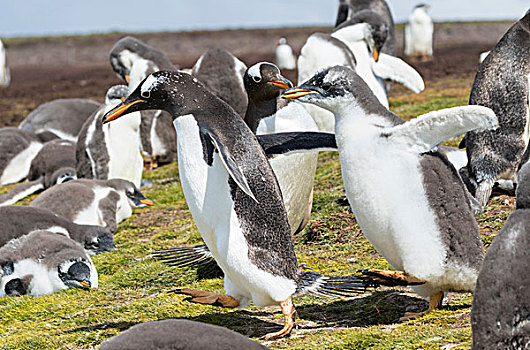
[0,21,513,128]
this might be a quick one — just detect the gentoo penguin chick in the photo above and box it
[244,62,319,234]
[470,162,530,349]
[98,319,269,350]
[76,85,143,187]
[275,37,296,70]
[0,127,44,185]
[30,178,154,233]
[404,4,434,62]
[283,66,498,318]
[19,99,100,141]
[460,12,530,208]
[335,0,397,56]
[0,38,10,87]
[0,206,116,255]
[110,36,177,169]
[192,48,248,117]
[0,230,98,296]
[102,70,374,339]
[0,139,76,206]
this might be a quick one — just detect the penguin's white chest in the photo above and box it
[173,115,296,306]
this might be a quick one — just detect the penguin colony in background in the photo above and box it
[0,1,529,348]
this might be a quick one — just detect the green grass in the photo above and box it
[0,74,512,349]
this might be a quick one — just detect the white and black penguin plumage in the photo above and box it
[191,48,248,117]
[19,99,101,141]
[0,206,116,256]
[283,66,498,315]
[0,127,44,185]
[0,139,76,206]
[98,319,269,350]
[244,62,319,234]
[0,230,98,297]
[30,178,154,233]
[404,4,433,61]
[461,13,530,208]
[76,85,143,187]
[275,37,297,70]
[0,38,10,87]
[110,36,177,168]
[470,161,530,349]
[102,70,374,339]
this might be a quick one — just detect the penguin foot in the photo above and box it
[361,269,425,286]
[264,298,296,340]
[171,288,240,308]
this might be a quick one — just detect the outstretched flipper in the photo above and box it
[0,179,44,206]
[153,244,215,268]
[257,132,337,159]
[294,271,377,298]
[386,106,498,154]
[371,54,425,93]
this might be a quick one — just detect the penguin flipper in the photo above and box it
[386,106,498,154]
[152,243,215,267]
[371,53,425,93]
[257,132,337,159]
[205,130,258,203]
[0,179,44,206]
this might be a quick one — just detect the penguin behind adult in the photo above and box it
[0,230,98,297]
[0,127,44,185]
[470,161,530,349]
[0,206,116,256]
[461,12,530,208]
[76,85,143,187]
[0,38,10,87]
[404,4,434,62]
[275,37,296,71]
[0,139,76,206]
[191,48,248,117]
[110,36,177,168]
[102,70,376,339]
[30,178,154,233]
[335,0,396,56]
[18,99,101,141]
[283,65,498,317]
[97,319,269,350]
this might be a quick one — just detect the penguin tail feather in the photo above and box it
[151,243,215,268]
[294,271,379,298]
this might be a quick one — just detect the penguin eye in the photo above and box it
[141,90,151,99]
[252,76,261,83]
[322,83,332,92]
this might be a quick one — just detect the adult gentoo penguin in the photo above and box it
[19,99,100,141]
[76,85,143,187]
[98,319,269,350]
[0,38,10,87]
[470,162,530,349]
[0,127,44,185]
[283,66,497,317]
[110,36,177,168]
[460,12,530,208]
[192,48,248,117]
[30,179,154,233]
[275,37,296,70]
[404,4,434,61]
[335,0,396,56]
[0,230,98,296]
[102,70,374,339]
[0,139,76,206]
[0,206,116,256]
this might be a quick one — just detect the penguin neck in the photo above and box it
[244,96,283,134]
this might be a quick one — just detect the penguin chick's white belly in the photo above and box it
[1,259,52,296]
[0,141,43,185]
[174,115,297,307]
[335,117,448,286]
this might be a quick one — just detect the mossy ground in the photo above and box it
[0,74,512,349]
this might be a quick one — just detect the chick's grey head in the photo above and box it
[244,62,293,102]
[109,36,146,83]
[105,85,130,105]
[83,226,117,255]
[108,179,155,209]
[58,259,92,289]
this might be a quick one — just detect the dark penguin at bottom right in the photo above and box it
[471,161,530,349]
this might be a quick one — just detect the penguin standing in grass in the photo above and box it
[283,66,497,318]
[404,4,434,61]
[0,38,10,87]
[102,70,374,339]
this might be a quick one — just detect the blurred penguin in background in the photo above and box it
[0,38,10,87]
[275,37,296,70]
[404,4,434,61]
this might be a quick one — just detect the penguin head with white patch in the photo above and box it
[333,10,388,62]
[50,167,77,187]
[244,62,293,102]
[414,3,430,10]
[109,37,146,84]
[56,258,93,290]
[105,85,130,106]
[79,226,117,256]
[107,179,155,209]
